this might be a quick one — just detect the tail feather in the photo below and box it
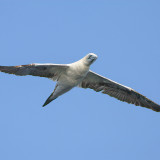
[42,92,57,107]
[42,84,59,107]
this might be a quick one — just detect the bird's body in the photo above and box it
[0,53,160,112]
[59,60,89,86]
[44,59,90,106]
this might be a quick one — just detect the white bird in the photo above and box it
[0,53,159,112]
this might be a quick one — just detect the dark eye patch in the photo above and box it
[88,55,92,59]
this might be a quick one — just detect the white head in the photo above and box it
[83,53,98,66]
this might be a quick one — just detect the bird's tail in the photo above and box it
[42,92,57,107]
[42,84,59,107]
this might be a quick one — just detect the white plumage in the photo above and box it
[0,53,160,112]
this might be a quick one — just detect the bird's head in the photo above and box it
[83,53,98,66]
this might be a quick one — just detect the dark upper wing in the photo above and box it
[79,70,160,112]
[0,63,69,80]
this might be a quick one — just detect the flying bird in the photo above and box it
[0,53,159,112]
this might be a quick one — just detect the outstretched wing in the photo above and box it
[79,70,160,112]
[0,63,69,80]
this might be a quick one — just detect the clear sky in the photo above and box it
[0,0,160,160]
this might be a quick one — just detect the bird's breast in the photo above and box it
[58,64,89,86]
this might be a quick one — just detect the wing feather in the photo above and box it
[0,63,68,80]
[79,70,160,112]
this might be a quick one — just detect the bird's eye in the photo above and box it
[88,55,92,59]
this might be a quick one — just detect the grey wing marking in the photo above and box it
[79,70,160,112]
[0,63,69,79]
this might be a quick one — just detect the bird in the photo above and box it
[0,53,159,112]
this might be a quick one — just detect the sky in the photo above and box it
[0,0,160,160]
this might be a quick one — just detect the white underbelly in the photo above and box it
[58,69,89,87]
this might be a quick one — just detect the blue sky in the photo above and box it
[0,0,160,160]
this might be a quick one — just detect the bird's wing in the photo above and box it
[0,63,69,80]
[79,70,160,112]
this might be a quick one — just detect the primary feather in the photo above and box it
[0,53,159,112]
